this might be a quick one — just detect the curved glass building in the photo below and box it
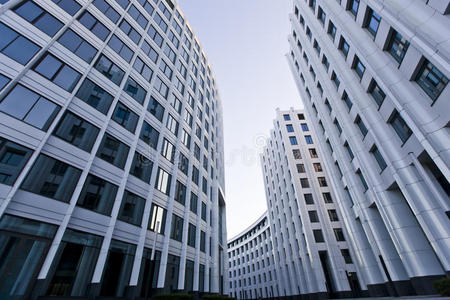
[0,0,227,298]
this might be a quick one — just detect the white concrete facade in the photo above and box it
[259,108,364,299]
[0,0,228,298]
[227,212,278,300]
[288,0,450,296]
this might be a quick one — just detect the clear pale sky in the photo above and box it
[178,0,304,238]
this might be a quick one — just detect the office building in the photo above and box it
[227,212,278,299]
[259,108,364,299]
[0,0,227,298]
[288,0,450,296]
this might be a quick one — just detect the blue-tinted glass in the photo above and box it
[0,74,10,91]
[34,54,62,79]
[34,13,63,36]
[24,98,59,130]
[0,24,18,50]
[52,0,81,15]
[14,1,42,21]
[53,65,81,92]
[4,36,40,65]
[75,79,113,114]
[116,0,128,9]
[0,0,9,4]
[58,28,81,51]
[0,85,40,119]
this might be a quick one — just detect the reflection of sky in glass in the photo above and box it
[151,208,163,233]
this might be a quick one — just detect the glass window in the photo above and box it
[323,192,333,203]
[192,166,199,185]
[77,174,118,215]
[166,114,179,136]
[300,178,310,188]
[0,138,33,185]
[0,215,57,299]
[94,54,125,85]
[289,136,297,145]
[178,153,189,175]
[75,79,114,114]
[308,210,319,223]
[0,23,41,65]
[53,111,100,152]
[58,28,97,63]
[334,228,346,241]
[318,177,327,187]
[355,115,368,137]
[153,76,169,99]
[0,74,10,91]
[313,229,324,243]
[127,4,148,29]
[149,203,166,234]
[185,259,194,292]
[286,124,294,132]
[368,79,386,108]
[313,163,322,172]
[155,167,171,195]
[200,230,206,252]
[13,0,63,37]
[352,56,365,80]
[0,84,60,131]
[119,19,141,45]
[161,138,175,162]
[348,0,359,17]
[140,121,160,149]
[129,152,153,183]
[93,0,119,23]
[371,145,387,171]
[309,148,318,158]
[123,76,147,104]
[342,91,353,110]
[190,192,198,214]
[77,10,110,41]
[118,190,145,226]
[100,240,136,297]
[301,123,309,131]
[365,7,381,37]
[387,30,409,64]
[107,34,134,63]
[304,193,314,204]
[201,202,207,221]
[305,135,313,144]
[46,229,102,297]
[21,154,81,202]
[141,39,158,62]
[154,12,167,32]
[296,163,305,173]
[357,170,369,192]
[339,36,350,58]
[112,102,139,133]
[416,59,448,101]
[389,110,412,143]
[181,129,191,148]
[164,254,180,292]
[327,21,336,41]
[187,224,196,248]
[52,0,81,16]
[133,56,153,82]
[331,71,340,89]
[147,25,163,48]
[33,52,81,92]
[344,141,354,160]
[341,249,353,264]
[147,96,165,122]
[96,133,130,169]
[159,59,173,80]
[170,214,183,242]
[283,114,291,121]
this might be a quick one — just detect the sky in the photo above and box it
[178,0,303,238]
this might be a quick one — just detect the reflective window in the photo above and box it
[371,145,387,171]
[187,224,196,248]
[334,228,346,241]
[365,7,381,37]
[192,166,199,185]
[123,76,146,104]
[77,174,118,215]
[305,135,313,144]
[200,231,206,252]
[53,111,100,152]
[147,25,163,48]
[389,110,412,143]
[111,102,139,133]
[107,35,134,63]
[170,214,183,242]
[119,19,141,45]
[21,154,82,202]
[58,29,97,63]
[339,36,350,58]
[153,13,167,32]
[93,0,119,23]
[416,59,448,101]
[133,56,153,82]
[313,229,324,243]
[0,23,40,65]
[147,96,165,122]
[33,52,81,92]
[96,133,130,169]
[13,0,63,36]
[163,44,176,64]
[159,59,173,80]
[77,10,110,41]
[0,84,60,130]
[46,229,102,296]
[149,203,166,234]
[0,137,33,185]
[178,152,188,175]
[100,240,135,297]
[166,114,179,136]
[52,0,81,15]
[352,56,365,80]
[201,202,206,221]
[118,190,145,226]
[387,30,409,64]
[0,215,57,298]
[0,74,10,91]
[347,0,359,17]
[368,79,386,108]
[155,167,171,195]
[129,151,153,183]
[153,76,169,99]
[355,115,368,137]
[289,136,298,145]
[161,138,175,162]
[140,121,160,149]
[342,91,353,111]
[174,180,186,205]
[164,254,180,292]
[190,192,198,214]
[94,54,125,85]
[75,79,114,114]
[137,0,154,16]
[127,5,148,29]
[141,40,158,62]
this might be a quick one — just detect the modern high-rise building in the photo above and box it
[227,212,278,300]
[0,0,227,298]
[288,0,449,297]
[259,108,365,299]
